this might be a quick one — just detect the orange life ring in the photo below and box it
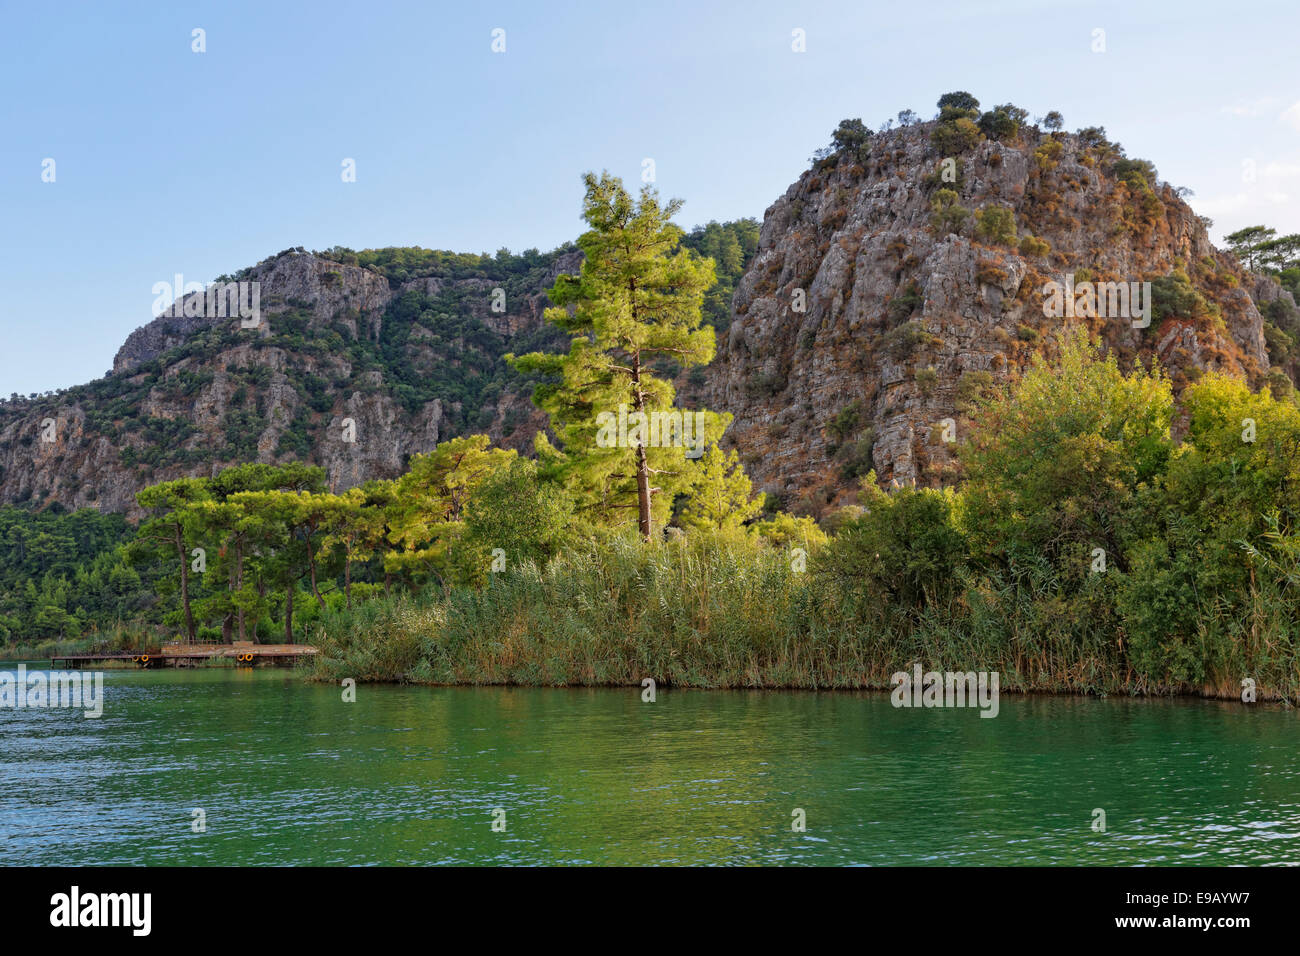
[140,655,150,664]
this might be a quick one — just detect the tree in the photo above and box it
[679,444,765,533]
[462,458,575,577]
[133,478,210,641]
[1043,111,1064,131]
[319,486,389,609]
[511,173,727,539]
[830,118,872,161]
[978,104,1027,142]
[930,188,970,236]
[961,328,1174,578]
[1223,225,1277,271]
[930,116,981,155]
[183,463,326,642]
[384,435,515,586]
[937,91,980,116]
[1259,233,1300,272]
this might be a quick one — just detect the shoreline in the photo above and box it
[4,652,1290,705]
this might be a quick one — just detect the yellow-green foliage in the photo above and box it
[679,444,765,532]
[1018,235,1051,256]
[974,206,1017,246]
[1033,138,1064,171]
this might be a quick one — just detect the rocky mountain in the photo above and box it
[705,114,1297,514]
[2,105,1296,521]
[0,246,577,515]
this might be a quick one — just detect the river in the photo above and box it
[2,665,1298,865]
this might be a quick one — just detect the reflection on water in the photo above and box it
[2,665,1298,865]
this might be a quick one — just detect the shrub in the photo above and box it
[936,91,980,115]
[877,321,940,359]
[1018,235,1051,257]
[826,478,966,609]
[978,104,1027,142]
[974,206,1017,246]
[830,118,872,162]
[1033,139,1064,171]
[886,280,924,322]
[929,189,970,236]
[931,117,981,155]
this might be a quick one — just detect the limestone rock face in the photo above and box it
[2,126,1293,522]
[705,120,1277,514]
[0,249,566,516]
[113,254,394,374]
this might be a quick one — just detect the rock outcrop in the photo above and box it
[0,248,573,516]
[2,115,1294,521]
[705,119,1283,514]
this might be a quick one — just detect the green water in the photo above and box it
[2,664,1298,865]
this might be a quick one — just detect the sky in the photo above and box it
[2,0,1298,396]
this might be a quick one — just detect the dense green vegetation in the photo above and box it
[312,329,1300,700]
[0,505,159,652]
[3,142,1297,706]
[680,219,759,330]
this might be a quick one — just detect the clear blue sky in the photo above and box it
[3,0,1298,395]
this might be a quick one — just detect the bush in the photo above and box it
[830,118,872,162]
[974,206,1017,246]
[929,189,970,236]
[1033,139,1063,171]
[931,117,981,155]
[936,91,980,115]
[1019,235,1051,257]
[825,478,966,609]
[978,104,1027,142]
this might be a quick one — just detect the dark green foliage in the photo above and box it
[936,91,980,115]
[830,118,872,162]
[1150,270,1214,324]
[827,482,965,609]
[978,103,1028,142]
[680,219,760,331]
[0,506,156,643]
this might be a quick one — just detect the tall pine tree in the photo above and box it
[511,173,728,539]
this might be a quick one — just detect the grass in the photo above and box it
[308,530,1299,702]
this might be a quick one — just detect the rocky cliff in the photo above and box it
[705,116,1294,514]
[2,110,1295,521]
[0,247,573,515]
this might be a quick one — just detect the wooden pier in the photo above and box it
[51,641,318,668]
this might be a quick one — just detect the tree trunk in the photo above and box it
[223,548,236,644]
[307,532,326,609]
[173,523,196,642]
[235,540,246,643]
[631,352,652,539]
[284,585,294,644]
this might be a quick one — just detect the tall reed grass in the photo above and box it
[310,530,1299,700]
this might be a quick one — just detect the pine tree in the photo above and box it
[510,172,727,539]
[679,444,765,533]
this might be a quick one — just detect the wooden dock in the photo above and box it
[52,642,318,668]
